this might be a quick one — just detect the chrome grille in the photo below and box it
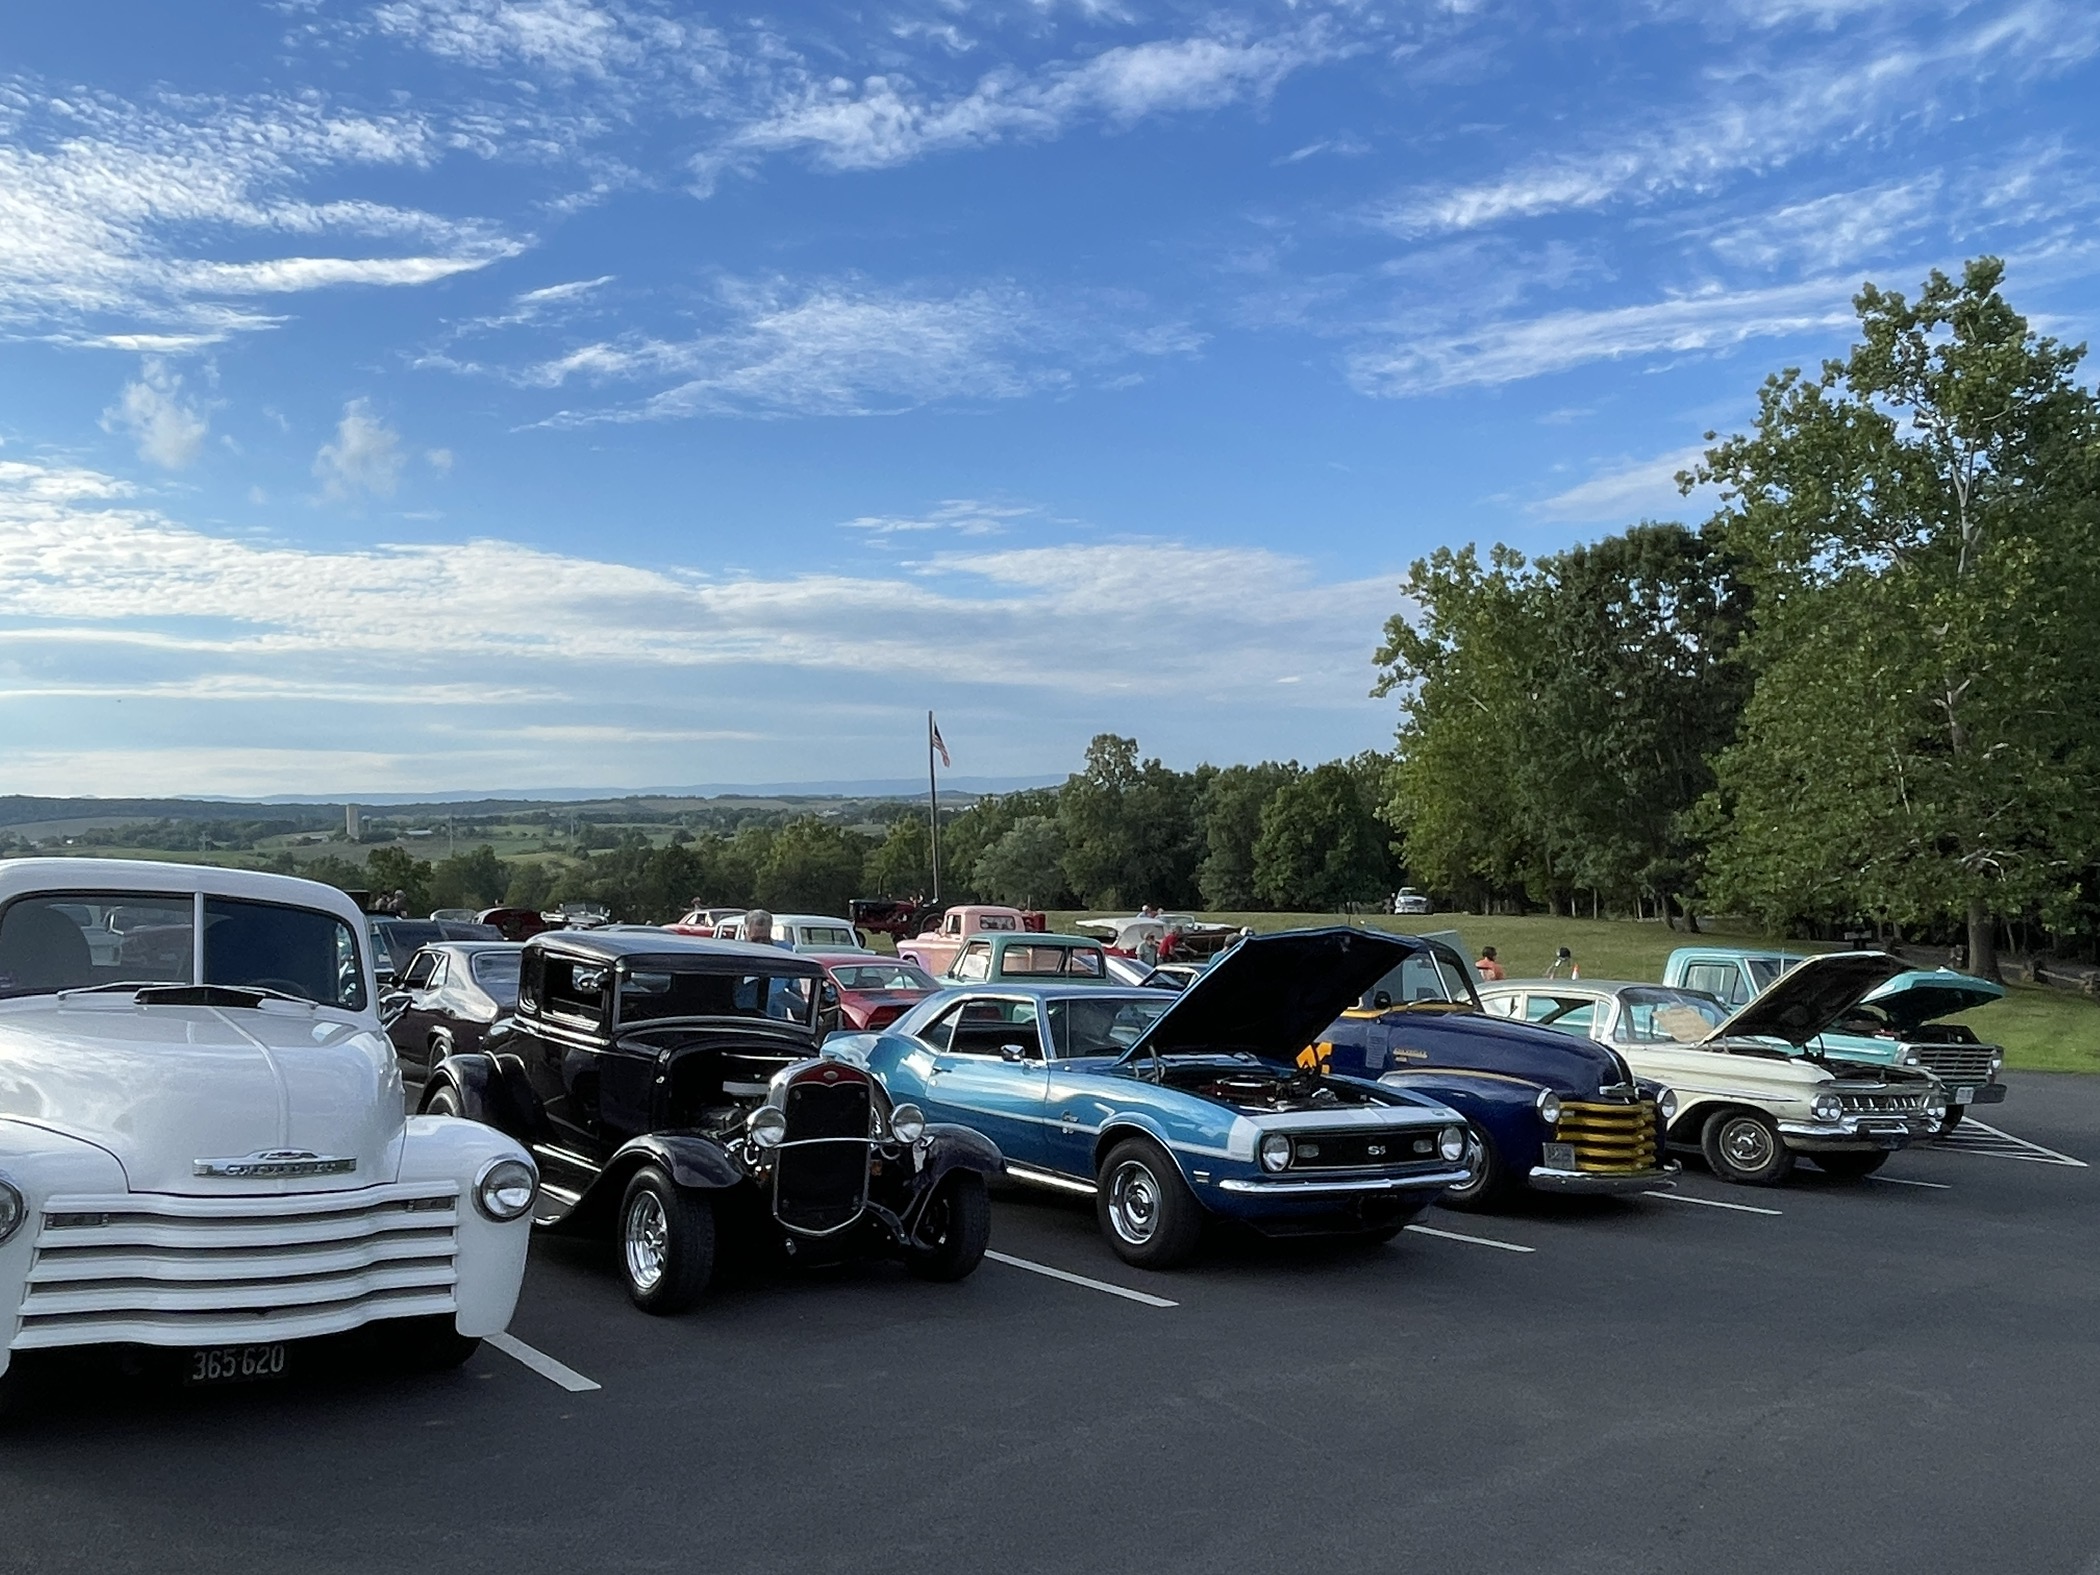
[15,1184,457,1350]
[1555,1100,1661,1174]
[1912,1045,1997,1083]
[1837,1090,1930,1113]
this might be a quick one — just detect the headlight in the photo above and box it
[1990,1051,2004,1074]
[1438,1126,1466,1162]
[1902,1050,1921,1066]
[474,1158,537,1222]
[1535,1089,1562,1127]
[0,1177,23,1245]
[1657,1087,1678,1122]
[1926,1089,1949,1117]
[1258,1132,1293,1173]
[1810,1092,1843,1123]
[890,1102,927,1143]
[748,1106,788,1148]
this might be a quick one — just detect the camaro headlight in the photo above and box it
[1657,1087,1678,1122]
[0,1177,24,1245]
[1811,1092,1844,1123]
[1438,1126,1466,1163]
[1535,1090,1562,1128]
[474,1158,537,1222]
[1258,1132,1293,1173]
[748,1106,788,1148]
[890,1102,927,1143]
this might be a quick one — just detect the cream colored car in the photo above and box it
[1478,952,1947,1186]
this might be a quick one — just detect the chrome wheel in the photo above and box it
[1719,1116,1775,1170]
[623,1189,669,1294]
[1105,1159,1161,1245]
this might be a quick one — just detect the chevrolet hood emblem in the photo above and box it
[193,1150,359,1179]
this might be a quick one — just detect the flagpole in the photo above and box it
[927,710,941,904]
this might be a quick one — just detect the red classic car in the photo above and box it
[810,953,942,1032]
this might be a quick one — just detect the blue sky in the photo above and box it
[1,0,2095,796]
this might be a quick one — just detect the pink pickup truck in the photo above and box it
[895,905,1029,976]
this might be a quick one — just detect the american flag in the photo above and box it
[930,716,951,768]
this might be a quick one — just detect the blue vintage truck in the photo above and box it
[1662,946,2006,1131]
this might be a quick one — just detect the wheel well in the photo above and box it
[1667,1100,1760,1145]
[1090,1122,1170,1176]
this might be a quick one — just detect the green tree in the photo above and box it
[365,847,433,913]
[1692,258,2100,977]
[1195,762,1301,909]
[863,816,931,898]
[428,845,512,912]
[1056,735,1204,909]
[503,860,558,913]
[971,816,1071,906]
[755,818,871,915]
[1252,761,1392,910]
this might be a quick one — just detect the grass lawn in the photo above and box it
[1045,909,2100,1074]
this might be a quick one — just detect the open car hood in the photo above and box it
[1857,968,2005,1032]
[1704,950,1912,1048]
[1123,926,1420,1065]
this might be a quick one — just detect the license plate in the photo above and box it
[1542,1142,1578,1171]
[1955,1087,1974,1103]
[185,1342,288,1387]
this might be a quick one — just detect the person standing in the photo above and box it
[1476,946,1505,981]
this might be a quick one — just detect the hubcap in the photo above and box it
[1106,1160,1160,1244]
[1721,1118,1774,1170]
[623,1190,669,1293]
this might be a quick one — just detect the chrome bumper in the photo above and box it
[1958,1083,2007,1105]
[1527,1160,1679,1195]
[1217,1167,1472,1196]
[1778,1115,1934,1151]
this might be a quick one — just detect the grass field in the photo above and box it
[1046,909,2100,1074]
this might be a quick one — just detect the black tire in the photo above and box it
[423,1081,463,1119]
[1438,1130,1515,1212]
[1936,1105,1966,1136]
[387,1313,481,1371]
[1095,1137,1205,1269]
[617,1166,714,1315]
[1811,1150,1889,1180]
[1700,1109,1795,1186]
[425,1030,454,1084]
[905,1171,992,1281]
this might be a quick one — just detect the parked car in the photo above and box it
[809,954,940,1031]
[947,931,1112,985]
[1391,889,1433,916]
[1662,948,2006,1130]
[896,904,1030,975]
[1479,953,1949,1185]
[429,908,479,922]
[382,941,524,1093]
[423,930,1000,1312]
[827,928,1473,1269]
[715,913,871,952]
[1312,937,1680,1209]
[668,906,746,938]
[0,859,535,1413]
[368,916,503,984]
[1074,915,1239,961]
[477,906,552,942]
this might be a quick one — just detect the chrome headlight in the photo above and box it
[474,1157,537,1222]
[1902,1050,1921,1066]
[1657,1086,1678,1123]
[1438,1126,1466,1163]
[1989,1051,2004,1075]
[0,1176,23,1245]
[748,1106,788,1148]
[890,1102,927,1143]
[1810,1092,1844,1123]
[1926,1089,1949,1118]
[1258,1132,1293,1173]
[1535,1089,1562,1128]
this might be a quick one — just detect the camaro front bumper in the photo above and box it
[1216,1166,1472,1197]
[1778,1115,1935,1151]
[1527,1160,1679,1195]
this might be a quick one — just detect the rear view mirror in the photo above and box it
[380,991,410,1028]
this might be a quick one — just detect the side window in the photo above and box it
[1483,995,1519,1018]
[943,914,963,937]
[918,1002,963,1052]
[543,956,607,1023]
[955,942,992,982]
[402,951,440,990]
[1684,963,1743,1006]
[949,999,1041,1058]
[1521,995,1556,1022]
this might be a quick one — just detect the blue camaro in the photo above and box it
[826,928,1473,1269]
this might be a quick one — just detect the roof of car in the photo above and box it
[524,927,823,971]
[922,981,1177,1004]
[415,940,524,956]
[0,856,365,929]
[1481,979,1705,995]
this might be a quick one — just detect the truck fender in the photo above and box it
[918,1123,1003,1184]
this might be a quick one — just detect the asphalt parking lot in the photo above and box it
[4,1069,2099,1575]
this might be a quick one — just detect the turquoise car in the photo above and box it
[945,930,1112,986]
[1663,947,2005,1130]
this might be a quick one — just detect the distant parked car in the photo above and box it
[669,906,746,938]
[896,905,1029,975]
[809,953,941,1031]
[382,941,524,1093]
[714,913,871,952]
[1391,889,1433,916]
[368,917,502,984]
[477,906,552,942]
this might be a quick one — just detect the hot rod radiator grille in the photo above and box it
[1555,1100,1660,1173]
[774,1143,870,1234]
[1911,1046,1996,1084]
[1837,1090,1929,1113]
[785,1079,872,1140]
[12,1183,458,1350]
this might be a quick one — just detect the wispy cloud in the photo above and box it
[371,0,687,79]
[101,360,210,469]
[1531,445,1715,522]
[841,499,1037,537]
[314,401,407,499]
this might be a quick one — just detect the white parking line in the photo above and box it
[986,1250,1179,1308]
[487,1330,602,1392]
[1404,1223,1535,1254]
[1873,1175,1952,1189]
[1643,1189,1782,1216]
[1937,1119,2090,1168]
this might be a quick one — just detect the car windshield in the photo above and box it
[1046,995,1172,1058]
[372,921,442,971]
[0,891,366,1009]
[796,925,858,948]
[1616,987,1727,1043]
[470,950,523,1004]
[1747,957,1797,991]
[1000,944,1106,978]
[830,962,937,991]
[617,964,818,1027]
[1362,945,1479,1010]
